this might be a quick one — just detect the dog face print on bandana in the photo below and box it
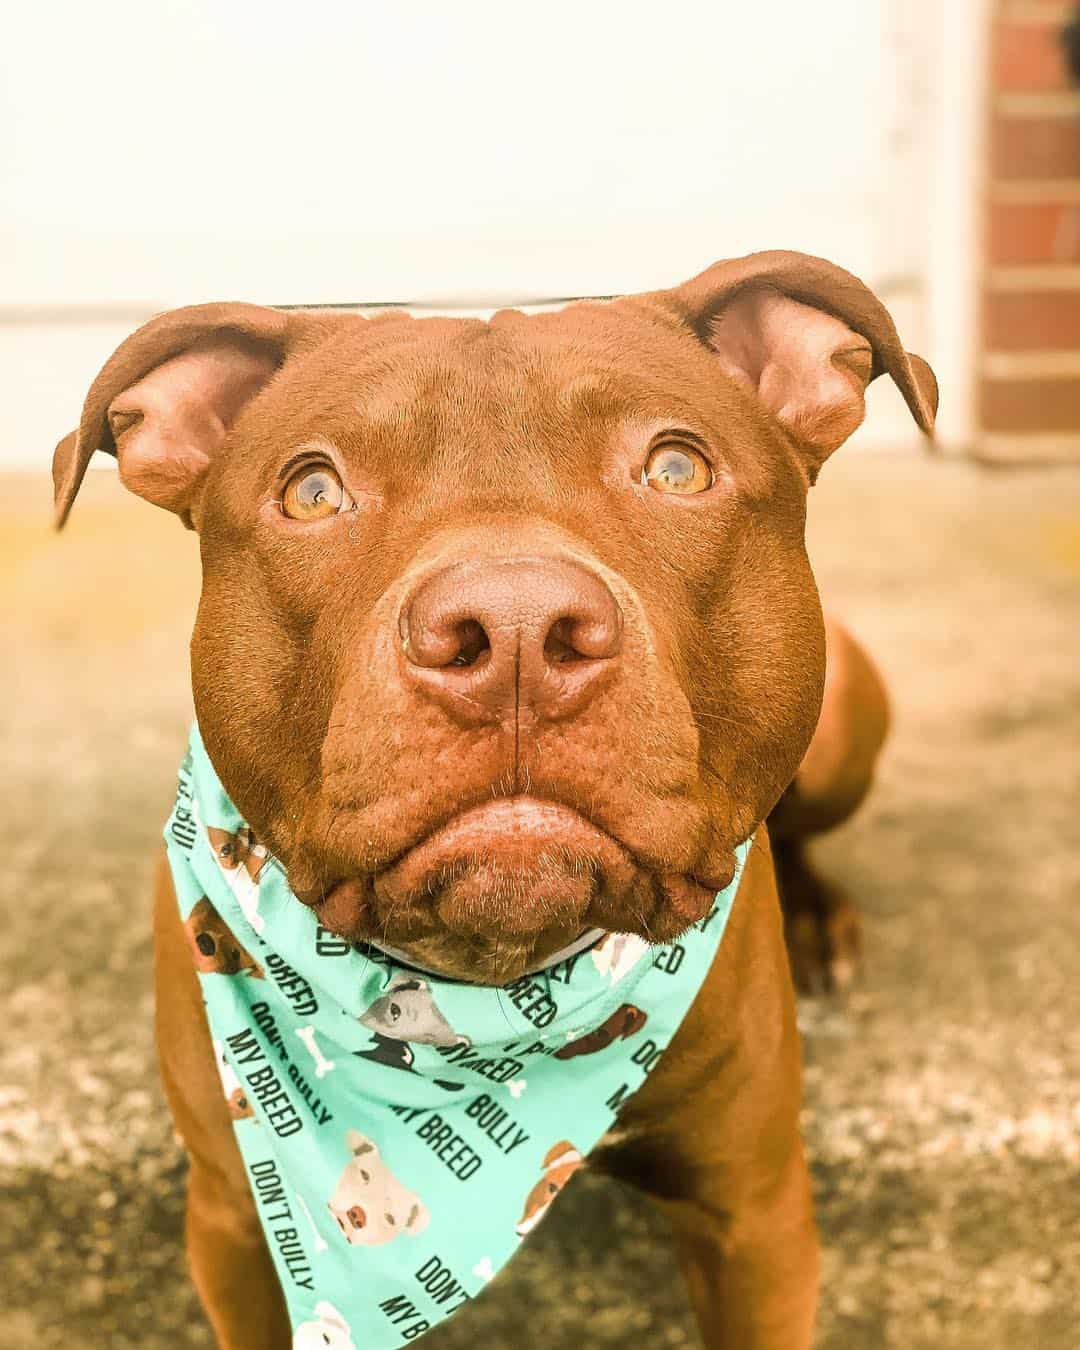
[165,724,750,1349]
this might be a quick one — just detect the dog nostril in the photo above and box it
[449,619,491,668]
[544,612,621,664]
[545,616,589,664]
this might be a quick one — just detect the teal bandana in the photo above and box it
[165,724,750,1349]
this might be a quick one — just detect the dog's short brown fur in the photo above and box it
[55,251,935,1348]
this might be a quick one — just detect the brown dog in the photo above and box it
[184,896,265,979]
[553,1002,648,1059]
[515,1141,584,1236]
[53,250,934,1348]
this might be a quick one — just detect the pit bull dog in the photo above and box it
[327,1130,431,1247]
[553,1003,648,1059]
[53,250,934,1348]
[358,975,471,1047]
[292,1301,356,1350]
[515,1141,584,1237]
[185,896,264,979]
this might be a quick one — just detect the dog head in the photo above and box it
[358,976,469,1047]
[292,1300,356,1350]
[516,1140,583,1237]
[327,1131,430,1246]
[55,252,935,982]
[206,824,268,882]
[553,1002,647,1059]
[184,896,263,977]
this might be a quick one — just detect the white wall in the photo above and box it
[2,0,933,466]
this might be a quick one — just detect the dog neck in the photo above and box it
[363,927,607,983]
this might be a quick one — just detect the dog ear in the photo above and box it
[405,1201,430,1235]
[541,1140,581,1169]
[346,1130,376,1157]
[642,250,938,481]
[51,302,296,529]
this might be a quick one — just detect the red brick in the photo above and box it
[983,290,1080,348]
[980,376,1080,430]
[988,201,1080,262]
[994,21,1070,90]
[991,115,1080,178]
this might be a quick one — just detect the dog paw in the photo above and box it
[784,891,862,997]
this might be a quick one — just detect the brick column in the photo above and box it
[980,0,1080,461]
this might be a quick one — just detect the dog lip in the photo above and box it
[313,796,733,901]
[373,796,636,897]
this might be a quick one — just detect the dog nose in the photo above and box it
[400,557,623,723]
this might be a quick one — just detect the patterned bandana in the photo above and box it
[165,724,750,1349]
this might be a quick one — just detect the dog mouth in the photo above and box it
[378,798,637,932]
[312,796,730,964]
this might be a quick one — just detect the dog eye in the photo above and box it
[281,465,351,520]
[196,932,217,956]
[642,443,713,495]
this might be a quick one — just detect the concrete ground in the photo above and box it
[1,453,1078,1349]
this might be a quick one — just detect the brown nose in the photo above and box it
[399,557,622,724]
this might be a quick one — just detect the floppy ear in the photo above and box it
[405,1201,430,1235]
[51,302,294,529]
[346,1130,376,1157]
[642,250,938,481]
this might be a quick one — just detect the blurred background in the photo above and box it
[2,2,1079,1347]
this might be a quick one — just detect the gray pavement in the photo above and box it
[2,453,1078,1348]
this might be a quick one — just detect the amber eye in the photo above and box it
[642,443,713,495]
[281,465,348,520]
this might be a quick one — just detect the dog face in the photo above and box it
[206,824,268,882]
[292,1301,356,1350]
[358,977,468,1047]
[327,1131,430,1247]
[516,1141,583,1237]
[184,897,263,977]
[55,253,936,983]
[554,1003,647,1060]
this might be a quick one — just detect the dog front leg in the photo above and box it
[185,1158,292,1350]
[649,1144,819,1349]
[593,830,819,1348]
[153,856,292,1348]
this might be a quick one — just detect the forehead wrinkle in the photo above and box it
[292,433,344,458]
[551,371,630,430]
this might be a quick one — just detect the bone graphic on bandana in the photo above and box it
[591,932,650,984]
[295,1024,336,1078]
[472,1256,495,1283]
[507,1079,528,1099]
[295,1190,330,1254]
